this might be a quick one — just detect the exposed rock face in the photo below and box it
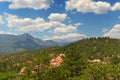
[19,54,65,75]
[50,54,65,67]
[19,67,26,75]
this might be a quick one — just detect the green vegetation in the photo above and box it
[1,37,120,80]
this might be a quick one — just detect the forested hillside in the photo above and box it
[0,37,120,80]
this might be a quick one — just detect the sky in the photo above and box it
[0,0,120,42]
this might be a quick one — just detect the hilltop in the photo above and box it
[0,37,120,80]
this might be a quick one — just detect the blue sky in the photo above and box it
[0,0,120,42]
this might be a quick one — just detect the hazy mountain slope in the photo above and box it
[0,33,59,53]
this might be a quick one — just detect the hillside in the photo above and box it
[0,37,120,80]
[0,33,59,53]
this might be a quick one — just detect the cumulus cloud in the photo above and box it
[0,15,4,24]
[44,33,86,43]
[0,0,54,10]
[4,13,80,33]
[66,0,120,14]
[0,0,11,2]
[48,13,67,22]
[66,0,111,14]
[5,14,51,32]
[111,2,120,11]
[54,25,77,34]
[3,13,86,42]
[104,24,120,38]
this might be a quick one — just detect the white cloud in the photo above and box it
[44,33,87,43]
[48,13,67,22]
[54,25,77,34]
[66,0,111,14]
[3,13,85,42]
[0,15,4,24]
[111,2,120,11]
[0,0,11,2]
[104,24,120,38]
[0,31,14,34]
[0,0,54,10]
[5,14,51,32]
[4,13,81,33]
[74,23,82,27]
[119,16,120,19]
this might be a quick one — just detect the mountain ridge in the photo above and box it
[0,33,62,53]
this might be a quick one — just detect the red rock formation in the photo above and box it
[19,67,26,75]
[50,54,65,67]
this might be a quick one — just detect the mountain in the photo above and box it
[0,33,59,53]
[0,37,120,79]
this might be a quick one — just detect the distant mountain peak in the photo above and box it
[20,33,33,38]
[22,33,31,36]
[0,33,61,53]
